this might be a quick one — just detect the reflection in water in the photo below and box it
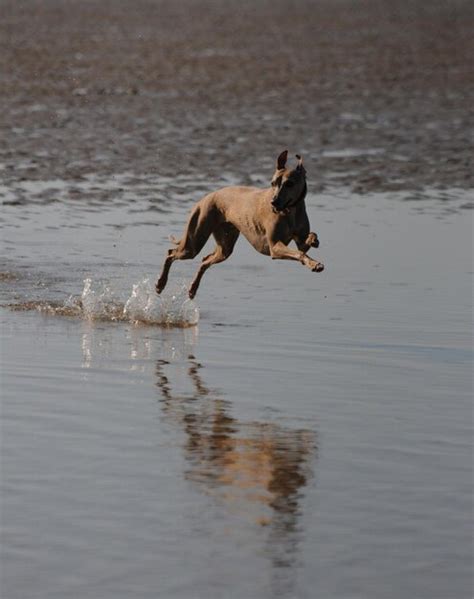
[80,322,199,370]
[78,323,318,593]
[156,355,318,593]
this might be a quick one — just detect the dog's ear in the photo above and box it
[296,154,306,175]
[277,150,288,170]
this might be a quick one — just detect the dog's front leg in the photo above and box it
[295,232,320,253]
[269,241,324,272]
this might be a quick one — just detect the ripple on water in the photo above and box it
[7,278,199,327]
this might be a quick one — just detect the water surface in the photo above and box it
[1,180,472,598]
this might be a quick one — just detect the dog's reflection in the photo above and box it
[156,355,317,578]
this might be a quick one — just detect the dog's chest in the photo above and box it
[239,218,269,254]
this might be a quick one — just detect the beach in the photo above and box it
[1,1,473,598]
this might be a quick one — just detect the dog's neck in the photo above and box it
[288,180,307,210]
[296,180,307,205]
[277,181,307,216]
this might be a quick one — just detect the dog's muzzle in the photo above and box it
[272,199,289,215]
[271,198,284,213]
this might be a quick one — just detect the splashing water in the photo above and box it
[123,278,199,326]
[123,278,163,323]
[80,278,123,321]
[8,278,199,327]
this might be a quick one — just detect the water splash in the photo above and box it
[80,278,123,321]
[122,278,199,326]
[7,278,199,327]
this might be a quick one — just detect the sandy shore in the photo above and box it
[1,0,473,194]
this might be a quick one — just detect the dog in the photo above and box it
[156,150,324,299]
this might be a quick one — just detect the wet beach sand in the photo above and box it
[1,1,473,598]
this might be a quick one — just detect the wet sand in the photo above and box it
[1,0,473,192]
[1,1,473,598]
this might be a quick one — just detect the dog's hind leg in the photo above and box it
[155,247,179,294]
[156,205,215,294]
[188,223,239,299]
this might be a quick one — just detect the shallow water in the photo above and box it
[1,179,472,598]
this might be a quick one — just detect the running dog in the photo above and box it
[156,150,324,299]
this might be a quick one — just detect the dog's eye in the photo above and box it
[272,177,282,188]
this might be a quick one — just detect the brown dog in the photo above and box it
[156,150,324,299]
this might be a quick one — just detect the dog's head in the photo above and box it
[270,150,307,214]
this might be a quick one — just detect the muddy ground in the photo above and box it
[1,0,473,196]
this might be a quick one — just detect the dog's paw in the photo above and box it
[306,232,319,249]
[312,262,324,272]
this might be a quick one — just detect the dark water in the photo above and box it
[1,178,472,598]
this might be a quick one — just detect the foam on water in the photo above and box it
[8,278,199,327]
